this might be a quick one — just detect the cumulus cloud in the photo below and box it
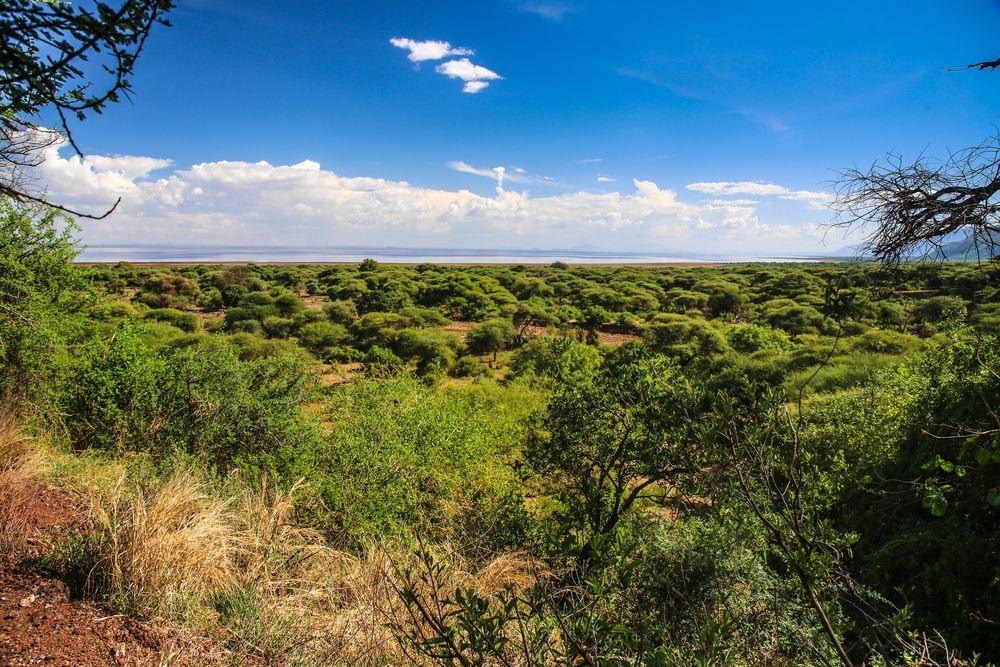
[389,37,472,62]
[27,141,828,252]
[460,80,489,94]
[435,58,503,93]
[686,181,834,209]
[391,38,503,94]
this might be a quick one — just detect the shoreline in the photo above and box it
[74,259,841,268]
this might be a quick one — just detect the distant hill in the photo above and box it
[819,234,998,262]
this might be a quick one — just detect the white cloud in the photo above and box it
[435,58,503,93]
[389,37,472,63]
[28,141,830,252]
[462,80,491,94]
[390,39,503,94]
[573,157,602,164]
[686,181,834,209]
[447,161,500,180]
[447,160,558,187]
[516,1,577,20]
[597,176,616,183]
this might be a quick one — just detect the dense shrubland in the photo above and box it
[2,197,1000,665]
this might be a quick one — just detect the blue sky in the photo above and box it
[36,0,1000,254]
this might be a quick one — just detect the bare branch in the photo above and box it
[944,57,1000,72]
[829,135,1000,266]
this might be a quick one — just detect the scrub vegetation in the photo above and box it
[3,196,1000,665]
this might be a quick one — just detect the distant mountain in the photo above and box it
[818,234,999,262]
[823,244,863,258]
[936,234,999,261]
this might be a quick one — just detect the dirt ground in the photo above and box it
[0,483,238,667]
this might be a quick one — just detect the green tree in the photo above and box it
[2,0,174,213]
[647,313,730,363]
[529,344,700,538]
[511,299,557,344]
[296,321,348,354]
[467,317,516,365]
[0,197,85,398]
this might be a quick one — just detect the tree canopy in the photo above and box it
[0,0,174,215]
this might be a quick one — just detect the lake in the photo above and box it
[75,244,823,264]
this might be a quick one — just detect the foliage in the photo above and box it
[646,313,730,363]
[0,197,85,399]
[529,343,700,537]
[467,317,516,364]
[66,322,319,479]
[13,241,1000,664]
[318,375,538,545]
[1,0,174,211]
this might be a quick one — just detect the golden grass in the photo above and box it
[0,414,57,559]
[89,472,240,614]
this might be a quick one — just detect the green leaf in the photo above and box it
[922,489,948,517]
[985,487,1000,507]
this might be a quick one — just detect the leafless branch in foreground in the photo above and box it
[829,135,1000,266]
[0,120,121,219]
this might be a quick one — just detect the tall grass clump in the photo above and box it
[85,471,239,615]
[0,415,41,557]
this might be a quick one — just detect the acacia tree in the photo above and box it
[467,318,516,365]
[529,343,701,539]
[1,0,174,216]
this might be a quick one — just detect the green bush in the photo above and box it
[510,335,600,384]
[727,323,791,353]
[296,321,348,353]
[144,308,199,333]
[318,375,538,544]
[66,323,319,478]
[647,313,730,363]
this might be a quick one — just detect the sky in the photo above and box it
[30,0,1000,254]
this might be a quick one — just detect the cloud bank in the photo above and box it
[686,181,834,209]
[30,142,832,252]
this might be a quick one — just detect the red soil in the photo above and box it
[0,568,186,666]
[0,483,240,666]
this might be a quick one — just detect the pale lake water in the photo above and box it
[76,245,823,264]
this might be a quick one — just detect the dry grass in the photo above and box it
[280,544,540,666]
[0,415,45,558]
[74,468,541,664]
[0,419,539,666]
[88,472,240,614]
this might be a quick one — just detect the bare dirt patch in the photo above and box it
[0,482,250,667]
[301,295,327,311]
[319,362,364,387]
[1,479,90,565]
[0,567,192,666]
[596,331,643,346]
